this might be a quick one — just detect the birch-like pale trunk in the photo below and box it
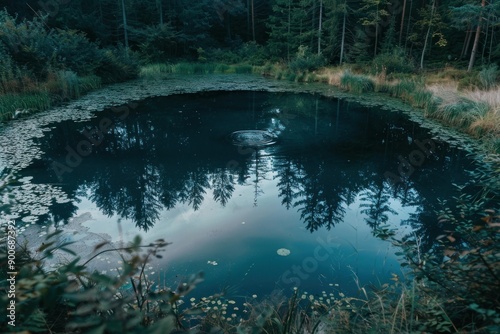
[468,0,486,71]
[339,4,346,65]
[317,0,323,55]
[121,0,129,52]
[420,0,435,70]
[399,0,407,46]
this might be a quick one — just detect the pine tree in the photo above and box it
[347,27,371,62]
[359,0,390,57]
[381,14,396,53]
[267,0,313,61]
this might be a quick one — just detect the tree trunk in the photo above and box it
[420,0,435,70]
[481,9,491,62]
[311,0,316,50]
[287,0,291,61]
[399,0,407,46]
[374,5,379,56]
[121,0,129,52]
[488,25,494,63]
[339,6,346,65]
[404,0,413,51]
[468,0,485,71]
[98,0,103,22]
[247,0,250,39]
[462,26,473,59]
[158,0,163,25]
[460,29,470,59]
[317,0,323,55]
[251,0,256,41]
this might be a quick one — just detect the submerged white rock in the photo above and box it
[277,248,291,256]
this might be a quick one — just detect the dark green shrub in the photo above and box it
[0,10,52,77]
[137,23,179,63]
[0,10,101,78]
[371,48,415,75]
[48,29,102,75]
[95,47,140,83]
[206,48,241,64]
[237,41,268,65]
[288,46,326,72]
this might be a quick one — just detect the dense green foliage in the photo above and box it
[1,0,499,68]
[0,0,498,121]
[0,9,138,120]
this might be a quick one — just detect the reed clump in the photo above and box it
[340,70,375,94]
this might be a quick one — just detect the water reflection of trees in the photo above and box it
[31,92,474,239]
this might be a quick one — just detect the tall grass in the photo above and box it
[139,63,171,79]
[0,92,51,121]
[139,62,255,78]
[435,97,490,128]
[0,72,102,121]
[479,64,498,90]
[427,84,500,150]
[78,75,102,94]
[57,70,80,99]
[411,89,436,113]
[388,79,417,100]
[340,70,375,94]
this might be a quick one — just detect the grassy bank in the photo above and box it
[139,62,254,79]
[0,73,103,122]
[138,61,499,153]
[251,63,500,154]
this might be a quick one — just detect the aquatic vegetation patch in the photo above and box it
[276,248,290,256]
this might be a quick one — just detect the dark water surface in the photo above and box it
[13,91,476,300]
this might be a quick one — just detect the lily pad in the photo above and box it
[277,248,291,256]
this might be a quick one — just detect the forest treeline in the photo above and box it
[1,0,499,148]
[1,0,499,75]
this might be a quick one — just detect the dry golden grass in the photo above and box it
[425,66,469,85]
[463,87,500,109]
[426,83,460,105]
[316,67,344,86]
[464,88,500,138]
[426,83,500,139]
[470,107,500,137]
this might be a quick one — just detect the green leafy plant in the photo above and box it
[0,229,204,333]
[394,162,500,331]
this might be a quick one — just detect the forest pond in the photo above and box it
[5,91,476,300]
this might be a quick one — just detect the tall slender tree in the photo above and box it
[359,0,390,57]
[468,0,486,71]
[120,0,129,52]
[317,0,323,54]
